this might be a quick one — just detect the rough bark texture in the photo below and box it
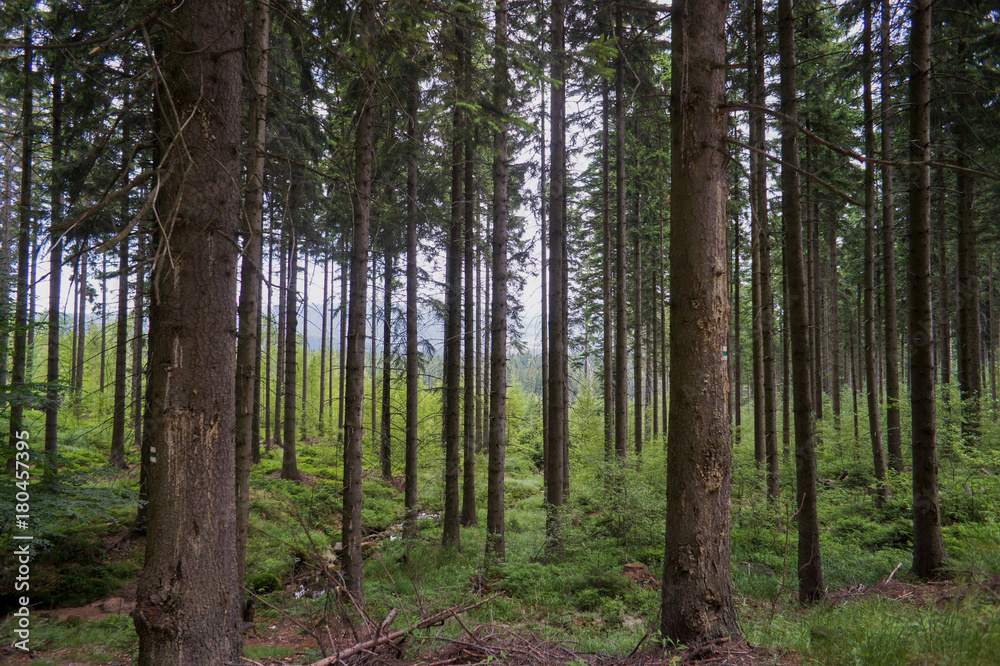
[601,78,614,462]
[864,1,891,506]
[133,1,243,661]
[546,0,567,551]
[404,59,420,540]
[486,0,509,562]
[382,250,394,481]
[881,0,902,471]
[614,2,628,460]
[661,0,740,643]
[956,134,981,443]
[779,0,824,604]
[462,139,477,526]
[109,229,129,469]
[343,0,377,593]
[908,0,946,580]
[237,0,270,605]
[45,59,62,458]
[281,220,301,481]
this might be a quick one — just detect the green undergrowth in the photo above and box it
[4,386,1000,664]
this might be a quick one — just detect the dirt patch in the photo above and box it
[41,581,137,622]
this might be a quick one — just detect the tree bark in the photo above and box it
[779,0,824,604]
[236,0,270,612]
[462,139,477,526]
[881,0,902,471]
[614,2,628,461]
[281,209,301,481]
[404,56,420,540]
[956,128,981,443]
[45,57,63,459]
[443,12,466,550]
[908,0,945,580]
[7,17,32,472]
[381,249,393,481]
[546,0,568,554]
[633,233,642,457]
[133,1,243,660]
[661,0,740,642]
[864,0,891,505]
[342,0,377,594]
[486,0,509,562]
[109,226,129,469]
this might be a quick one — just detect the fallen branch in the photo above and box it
[885,562,904,584]
[301,594,500,666]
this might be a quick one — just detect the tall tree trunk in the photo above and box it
[828,215,841,429]
[881,0,902,471]
[236,0,269,614]
[301,252,309,442]
[132,233,145,455]
[864,0,891,505]
[956,129,981,443]
[274,228,286,451]
[381,248,394,481]
[109,231,129,469]
[281,211,301,481]
[342,0,377,594]
[936,166,951,407]
[404,59,420,540]
[75,252,88,406]
[661,0,739,642]
[546,0,568,551]
[633,234,642,457]
[338,245,348,442]
[486,0,508,562]
[908,0,945,580]
[45,57,63,459]
[7,18,32,472]
[462,139,477,526]
[614,2,628,460]
[779,0,824,603]
[850,298,860,443]
[133,2,243,660]
[442,10,466,550]
[319,252,328,436]
[601,77,614,462]
[100,255,107,392]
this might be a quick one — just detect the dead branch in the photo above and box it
[301,594,500,666]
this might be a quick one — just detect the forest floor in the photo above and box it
[4,399,1000,665]
[1,545,992,665]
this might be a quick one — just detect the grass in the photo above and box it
[3,381,1000,664]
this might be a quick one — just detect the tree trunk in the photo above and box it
[404,60,420,540]
[486,0,509,562]
[132,233,145,455]
[614,2,628,461]
[443,11,467,550]
[45,58,63,459]
[236,0,269,613]
[601,77,614,462]
[301,252,309,442]
[864,1,891,505]
[462,139,477,526]
[319,252,328,436]
[274,228,286,451]
[109,229,129,469]
[908,0,945,580]
[381,248,394,481]
[881,0,902,471]
[342,0,377,594]
[7,17,32,472]
[779,0,824,604]
[956,129,981,443]
[281,207,302,481]
[546,0,568,554]
[633,234,642,457]
[936,166,951,407]
[133,2,243,660]
[75,251,88,406]
[661,0,739,642]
